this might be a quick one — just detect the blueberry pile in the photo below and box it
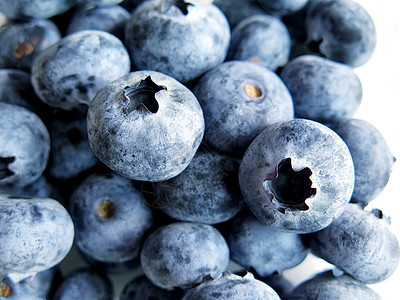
[0,0,398,299]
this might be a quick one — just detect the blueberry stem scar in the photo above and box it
[97,200,116,219]
[0,281,12,297]
[0,157,15,180]
[162,0,191,15]
[244,84,262,98]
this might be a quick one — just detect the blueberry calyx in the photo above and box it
[160,0,192,16]
[265,158,316,213]
[0,281,12,297]
[123,76,166,114]
[244,84,262,98]
[97,200,116,219]
[0,157,15,180]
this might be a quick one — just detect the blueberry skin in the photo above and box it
[120,275,183,300]
[0,103,50,188]
[227,210,308,277]
[87,70,205,182]
[239,118,354,233]
[0,196,74,281]
[0,277,44,300]
[308,204,400,284]
[31,30,131,111]
[324,119,395,204]
[154,151,244,224]
[227,15,291,71]
[193,61,293,156]
[258,0,308,16]
[22,267,61,299]
[0,0,76,20]
[76,0,122,5]
[47,112,98,181]
[125,0,231,83]
[67,5,130,40]
[140,222,230,290]
[182,272,280,300]
[305,0,376,67]
[0,176,52,199]
[69,172,153,264]
[0,19,61,71]
[286,270,381,300]
[53,268,112,300]
[280,55,362,121]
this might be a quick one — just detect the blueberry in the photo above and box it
[140,222,230,290]
[305,0,376,67]
[280,55,362,121]
[0,103,50,188]
[286,270,381,300]
[193,61,293,156]
[182,272,280,300]
[87,71,205,182]
[308,204,400,283]
[53,268,112,300]
[22,267,62,299]
[239,118,354,233]
[154,150,244,224]
[0,176,52,199]
[227,14,291,71]
[75,0,123,6]
[125,0,231,83]
[0,277,44,300]
[258,0,309,16]
[227,210,308,277]
[31,30,131,111]
[0,196,74,281]
[69,171,153,265]
[67,5,130,40]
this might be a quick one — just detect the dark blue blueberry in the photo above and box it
[182,272,280,300]
[227,210,308,277]
[31,30,131,111]
[69,172,153,265]
[286,270,381,299]
[140,222,230,290]
[87,71,205,182]
[76,0,123,5]
[227,14,291,71]
[193,61,293,157]
[0,19,61,71]
[0,103,50,188]
[120,275,183,300]
[0,277,44,300]
[0,196,74,281]
[239,118,354,233]
[154,150,244,224]
[305,0,376,67]
[67,5,130,40]
[280,55,362,121]
[0,0,76,19]
[47,111,98,181]
[125,0,231,83]
[308,204,400,284]
[324,118,395,204]
[53,268,112,300]
[258,0,309,16]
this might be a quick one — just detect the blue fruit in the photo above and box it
[280,55,362,121]
[31,30,131,111]
[125,0,230,83]
[305,0,376,67]
[87,70,205,182]
[193,61,293,156]
[258,0,308,16]
[140,222,230,290]
[0,0,76,19]
[22,267,61,299]
[227,14,291,71]
[0,103,50,188]
[0,176,52,199]
[308,204,400,284]
[239,118,354,233]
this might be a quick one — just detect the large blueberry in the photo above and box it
[0,103,50,188]
[227,210,308,277]
[239,118,354,233]
[87,71,204,182]
[69,172,153,265]
[280,55,362,121]
[0,196,74,282]
[227,15,291,71]
[154,150,244,224]
[140,222,230,290]
[305,0,376,67]
[125,0,230,83]
[258,0,308,16]
[324,118,395,204]
[31,30,131,111]
[0,277,44,300]
[286,270,381,300]
[0,0,76,19]
[182,272,280,300]
[193,61,293,156]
